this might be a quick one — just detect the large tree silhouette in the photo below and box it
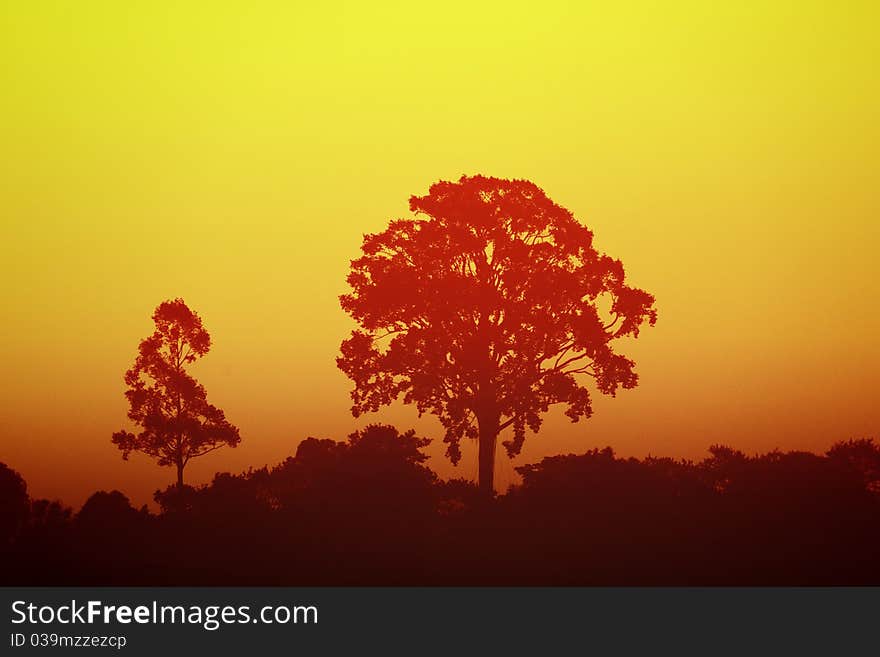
[112,299,240,488]
[338,175,657,495]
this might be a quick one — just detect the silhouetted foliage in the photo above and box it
[12,498,75,584]
[72,491,153,582]
[338,175,657,494]
[0,463,29,546]
[5,435,880,585]
[77,490,146,534]
[826,438,880,493]
[269,425,437,519]
[112,299,241,488]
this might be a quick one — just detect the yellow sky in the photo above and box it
[2,2,878,508]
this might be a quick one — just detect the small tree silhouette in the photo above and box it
[112,299,241,488]
[338,175,657,495]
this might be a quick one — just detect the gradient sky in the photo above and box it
[2,2,878,509]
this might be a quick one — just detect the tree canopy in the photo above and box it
[338,175,657,493]
[112,299,240,487]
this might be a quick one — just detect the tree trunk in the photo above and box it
[176,461,185,490]
[477,411,499,498]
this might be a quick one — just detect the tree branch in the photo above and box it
[498,417,516,431]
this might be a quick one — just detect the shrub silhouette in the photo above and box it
[826,438,880,493]
[4,436,880,585]
[0,463,29,547]
[73,491,152,583]
[77,490,146,536]
[11,497,74,584]
[272,425,436,510]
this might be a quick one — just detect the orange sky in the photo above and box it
[2,2,878,509]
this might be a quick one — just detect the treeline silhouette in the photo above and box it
[3,429,880,585]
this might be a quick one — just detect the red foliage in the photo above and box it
[111,299,240,487]
[338,175,656,490]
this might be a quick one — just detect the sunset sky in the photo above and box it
[2,2,878,509]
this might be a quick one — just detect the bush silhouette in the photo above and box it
[4,435,880,585]
[0,463,29,547]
